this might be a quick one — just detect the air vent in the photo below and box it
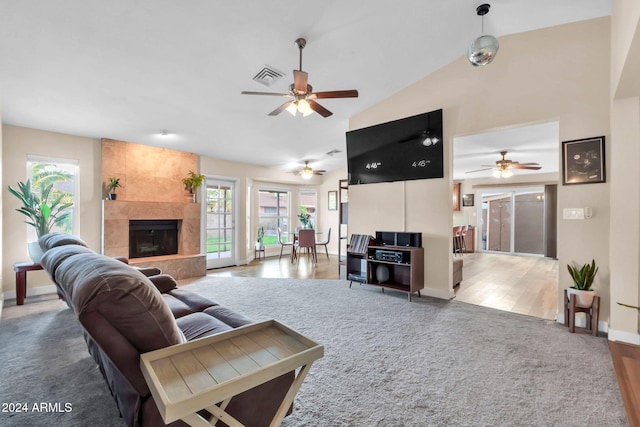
[252,65,285,87]
[326,149,342,156]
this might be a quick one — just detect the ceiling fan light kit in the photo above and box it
[468,3,499,67]
[297,161,325,180]
[466,150,541,178]
[241,38,358,118]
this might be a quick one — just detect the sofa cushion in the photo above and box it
[204,306,253,328]
[166,288,219,311]
[39,232,88,250]
[162,294,196,319]
[147,274,179,293]
[54,253,185,353]
[176,312,234,340]
[40,244,95,284]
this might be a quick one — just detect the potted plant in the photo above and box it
[106,177,122,200]
[256,225,265,250]
[8,179,73,262]
[567,259,599,308]
[182,170,205,202]
[298,207,313,229]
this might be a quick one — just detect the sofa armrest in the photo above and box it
[148,274,179,293]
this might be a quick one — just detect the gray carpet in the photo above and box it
[0,277,628,426]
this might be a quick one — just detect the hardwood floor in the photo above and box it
[609,340,640,426]
[206,253,340,280]
[453,252,558,320]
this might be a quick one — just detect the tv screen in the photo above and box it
[346,109,443,185]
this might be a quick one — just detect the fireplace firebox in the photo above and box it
[129,220,179,259]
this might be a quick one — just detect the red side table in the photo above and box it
[13,261,43,305]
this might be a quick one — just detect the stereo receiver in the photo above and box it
[374,250,404,263]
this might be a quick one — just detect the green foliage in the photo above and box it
[106,177,122,193]
[567,259,598,291]
[257,224,265,243]
[298,206,313,228]
[182,171,205,192]
[8,179,73,238]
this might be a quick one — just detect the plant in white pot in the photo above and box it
[8,179,73,262]
[256,225,265,250]
[567,259,599,308]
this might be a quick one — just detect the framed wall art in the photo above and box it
[562,136,605,185]
[462,194,475,207]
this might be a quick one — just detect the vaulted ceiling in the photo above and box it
[0,1,611,174]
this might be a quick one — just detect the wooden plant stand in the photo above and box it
[564,289,600,336]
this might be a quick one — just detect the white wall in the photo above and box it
[349,19,612,310]
[2,125,102,296]
[608,0,640,342]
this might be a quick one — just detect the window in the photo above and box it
[26,155,79,238]
[258,189,289,246]
[298,189,317,229]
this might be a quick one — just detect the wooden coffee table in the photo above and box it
[140,320,324,427]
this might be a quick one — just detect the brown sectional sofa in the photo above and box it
[39,233,293,427]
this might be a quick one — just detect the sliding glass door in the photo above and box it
[479,186,546,255]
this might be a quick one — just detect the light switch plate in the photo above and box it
[563,208,585,220]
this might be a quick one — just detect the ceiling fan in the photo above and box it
[295,161,326,180]
[241,38,358,118]
[466,151,541,178]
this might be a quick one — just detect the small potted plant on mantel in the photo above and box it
[567,259,599,308]
[106,177,122,200]
[182,170,205,202]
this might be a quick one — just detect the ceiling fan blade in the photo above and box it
[308,100,333,117]
[293,70,308,93]
[241,91,292,97]
[268,101,294,116]
[311,90,359,99]
[514,162,541,166]
[466,167,494,174]
[512,164,542,170]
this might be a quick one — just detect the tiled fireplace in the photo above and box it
[101,138,206,280]
[102,200,205,279]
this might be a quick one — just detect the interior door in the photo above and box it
[205,178,236,269]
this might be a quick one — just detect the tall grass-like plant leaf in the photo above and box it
[567,259,598,290]
[7,178,73,238]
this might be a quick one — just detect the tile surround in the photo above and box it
[101,139,205,278]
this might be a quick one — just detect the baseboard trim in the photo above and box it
[420,287,456,300]
[608,328,640,344]
[3,285,57,301]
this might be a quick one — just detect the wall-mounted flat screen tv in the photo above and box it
[346,109,443,185]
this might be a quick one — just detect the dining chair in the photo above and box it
[277,227,293,259]
[295,229,317,263]
[453,226,463,256]
[315,227,331,259]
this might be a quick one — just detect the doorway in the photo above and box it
[478,185,556,257]
[205,178,237,269]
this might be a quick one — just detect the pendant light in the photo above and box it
[468,3,499,67]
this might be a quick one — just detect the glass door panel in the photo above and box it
[206,179,235,269]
